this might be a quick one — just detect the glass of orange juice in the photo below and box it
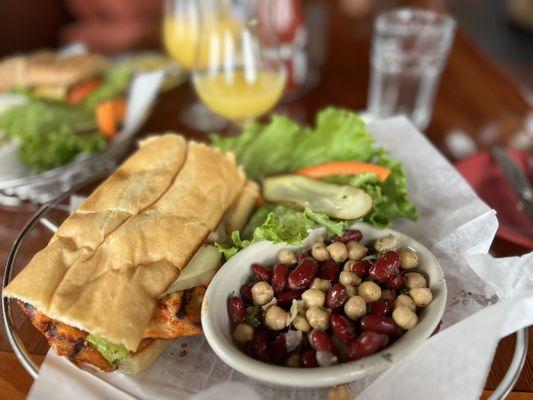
[192,0,286,125]
[163,0,228,130]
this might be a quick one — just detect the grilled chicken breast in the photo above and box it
[18,286,206,369]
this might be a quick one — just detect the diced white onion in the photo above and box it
[316,351,338,367]
[285,330,303,352]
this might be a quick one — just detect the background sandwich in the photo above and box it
[3,134,258,374]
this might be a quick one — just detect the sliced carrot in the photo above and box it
[95,98,127,140]
[296,161,391,182]
[112,97,127,123]
[96,101,117,139]
[67,77,102,104]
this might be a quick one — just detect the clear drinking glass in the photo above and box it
[192,0,286,125]
[368,8,456,130]
[163,0,228,131]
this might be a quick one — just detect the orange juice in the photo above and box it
[194,70,286,121]
[163,16,240,71]
[163,16,199,70]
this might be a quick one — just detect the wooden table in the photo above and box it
[1,1,532,399]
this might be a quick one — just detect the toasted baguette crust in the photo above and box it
[0,51,109,91]
[3,135,245,352]
[118,339,171,375]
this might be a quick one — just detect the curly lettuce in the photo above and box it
[0,99,105,172]
[216,206,345,259]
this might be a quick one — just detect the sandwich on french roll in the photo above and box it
[0,50,109,102]
[2,134,259,374]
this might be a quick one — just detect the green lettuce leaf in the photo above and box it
[290,108,378,169]
[86,335,129,364]
[216,206,346,259]
[0,99,105,172]
[210,115,301,181]
[84,63,133,109]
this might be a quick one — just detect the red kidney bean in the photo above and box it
[347,331,389,360]
[297,253,309,264]
[330,314,356,344]
[301,350,319,368]
[271,333,287,362]
[326,283,349,310]
[288,258,318,290]
[228,297,245,323]
[351,260,371,278]
[252,263,272,282]
[276,290,303,306]
[360,315,400,336]
[271,263,290,294]
[369,251,400,282]
[309,330,335,353]
[387,274,404,291]
[331,229,362,243]
[319,259,340,282]
[240,284,253,303]
[431,321,442,336]
[370,300,394,317]
[249,329,270,362]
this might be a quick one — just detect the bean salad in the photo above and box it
[227,229,434,368]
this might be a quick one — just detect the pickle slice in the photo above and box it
[263,175,372,220]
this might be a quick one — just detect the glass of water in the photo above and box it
[368,8,456,130]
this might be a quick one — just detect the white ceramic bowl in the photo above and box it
[201,223,447,388]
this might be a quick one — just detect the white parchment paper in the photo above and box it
[27,117,533,399]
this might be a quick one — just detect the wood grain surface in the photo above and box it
[0,0,532,398]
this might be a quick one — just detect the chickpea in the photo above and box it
[394,294,416,312]
[310,277,332,293]
[374,234,401,252]
[251,281,274,305]
[292,315,311,332]
[339,271,361,286]
[327,242,348,262]
[328,385,352,400]
[264,305,288,330]
[392,306,418,330]
[410,287,433,307]
[399,249,419,269]
[302,289,326,308]
[306,306,330,330]
[381,289,397,301]
[286,353,301,368]
[343,260,356,271]
[404,272,427,289]
[344,284,357,297]
[233,323,254,343]
[357,281,382,303]
[347,241,367,261]
[311,242,330,261]
[278,249,296,265]
[344,295,367,320]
